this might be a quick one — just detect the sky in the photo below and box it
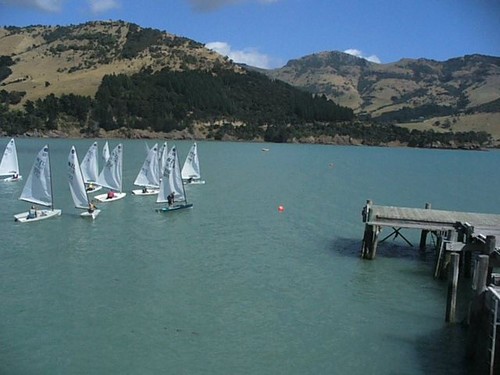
[0,0,499,69]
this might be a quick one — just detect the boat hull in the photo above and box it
[80,209,101,219]
[156,203,193,213]
[94,192,127,202]
[85,184,103,194]
[2,175,22,182]
[132,189,159,196]
[183,180,205,185]
[14,209,62,223]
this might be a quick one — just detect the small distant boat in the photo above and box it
[14,145,62,223]
[102,141,110,164]
[132,143,160,196]
[0,138,22,182]
[156,146,193,212]
[181,142,205,185]
[158,141,168,176]
[94,143,127,203]
[68,146,101,219]
[80,141,102,193]
[261,148,270,152]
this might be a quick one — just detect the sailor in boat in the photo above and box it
[106,190,115,199]
[167,192,174,206]
[12,173,19,180]
[88,202,96,213]
[142,186,148,193]
[86,182,95,192]
[27,205,37,219]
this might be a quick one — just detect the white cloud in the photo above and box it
[88,0,120,13]
[187,0,279,12]
[344,49,381,64]
[206,41,276,69]
[1,0,63,12]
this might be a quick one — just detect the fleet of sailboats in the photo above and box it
[156,145,193,212]
[0,138,22,182]
[67,146,101,219]
[5,140,204,220]
[13,145,62,223]
[181,142,205,184]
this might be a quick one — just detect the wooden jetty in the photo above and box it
[360,200,500,374]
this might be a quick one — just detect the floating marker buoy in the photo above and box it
[278,205,285,212]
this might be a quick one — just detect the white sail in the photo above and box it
[80,141,99,183]
[102,141,110,164]
[0,138,20,177]
[158,141,168,175]
[157,146,186,203]
[19,145,53,207]
[97,143,123,192]
[134,143,160,188]
[181,142,201,180]
[68,146,90,209]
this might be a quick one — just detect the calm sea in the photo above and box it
[1,138,499,375]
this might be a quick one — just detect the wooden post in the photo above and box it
[419,203,431,251]
[362,200,372,223]
[445,252,460,323]
[473,255,490,296]
[361,200,373,259]
[361,224,380,260]
[485,236,496,284]
[466,254,490,361]
[464,251,472,279]
[485,235,496,255]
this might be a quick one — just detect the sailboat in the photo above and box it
[14,145,62,222]
[68,146,101,219]
[94,143,127,202]
[80,141,102,193]
[0,138,22,182]
[156,145,193,212]
[102,141,110,164]
[132,143,161,196]
[158,141,168,177]
[181,142,205,184]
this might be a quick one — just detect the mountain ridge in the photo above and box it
[1,21,499,146]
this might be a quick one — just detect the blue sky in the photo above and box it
[1,0,499,68]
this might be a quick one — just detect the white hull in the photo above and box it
[2,175,22,182]
[80,209,101,219]
[14,209,62,223]
[94,192,127,202]
[183,179,205,185]
[132,188,159,196]
[85,184,103,194]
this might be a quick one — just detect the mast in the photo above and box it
[180,165,188,204]
[79,154,91,208]
[48,145,55,210]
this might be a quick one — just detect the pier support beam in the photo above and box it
[445,252,460,323]
[361,200,381,260]
[419,203,431,251]
[361,224,380,260]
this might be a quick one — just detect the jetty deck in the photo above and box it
[368,204,500,238]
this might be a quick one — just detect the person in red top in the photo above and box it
[106,190,115,199]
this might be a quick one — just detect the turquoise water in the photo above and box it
[1,138,500,374]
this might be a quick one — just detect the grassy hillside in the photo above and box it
[0,20,236,104]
